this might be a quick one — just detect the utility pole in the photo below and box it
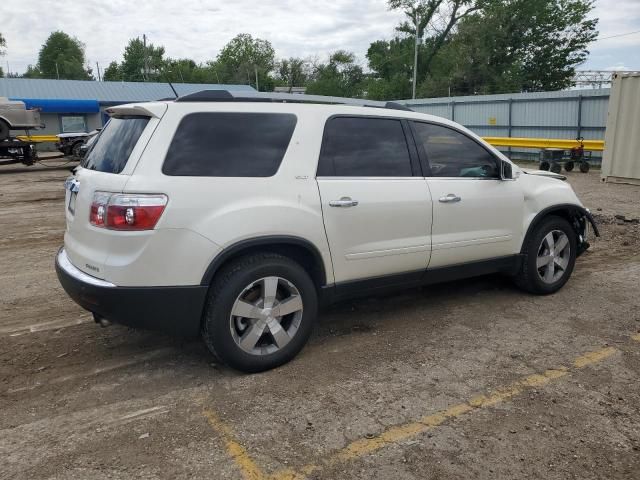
[412,12,420,99]
[55,62,60,80]
[255,65,259,91]
[96,62,102,81]
[143,34,148,81]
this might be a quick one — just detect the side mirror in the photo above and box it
[501,160,514,180]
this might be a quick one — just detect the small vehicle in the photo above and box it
[77,130,100,158]
[0,97,44,140]
[56,91,599,373]
[56,129,101,158]
[539,137,592,174]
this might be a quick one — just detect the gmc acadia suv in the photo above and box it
[56,90,599,373]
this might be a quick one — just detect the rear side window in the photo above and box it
[162,112,297,177]
[82,116,149,174]
[318,117,412,177]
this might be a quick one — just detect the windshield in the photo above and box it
[82,116,149,173]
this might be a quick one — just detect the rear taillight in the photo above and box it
[90,192,168,231]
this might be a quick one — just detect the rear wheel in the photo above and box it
[71,141,84,158]
[564,161,574,172]
[0,120,9,141]
[550,162,562,174]
[513,216,577,295]
[202,252,318,373]
[539,161,550,171]
[580,161,590,173]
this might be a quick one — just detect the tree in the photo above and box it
[306,51,365,97]
[421,0,598,96]
[102,61,122,81]
[27,31,93,80]
[214,34,276,90]
[0,32,6,77]
[119,37,165,82]
[389,0,483,80]
[365,37,414,99]
[274,57,311,91]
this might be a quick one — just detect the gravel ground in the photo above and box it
[1,161,639,480]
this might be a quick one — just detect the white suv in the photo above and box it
[56,90,598,372]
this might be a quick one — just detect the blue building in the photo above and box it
[0,78,255,137]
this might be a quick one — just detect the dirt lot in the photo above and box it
[1,161,639,480]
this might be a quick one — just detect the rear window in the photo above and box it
[162,112,297,177]
[82,116,149,173]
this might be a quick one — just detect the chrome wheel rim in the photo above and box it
[536,230,570,284]
[230,276,304,356]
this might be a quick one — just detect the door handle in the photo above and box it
[439,193,461,203]
[329,197,359,208]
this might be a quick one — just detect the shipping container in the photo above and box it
[601,73,640,185]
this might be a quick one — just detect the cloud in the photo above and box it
[2,0,638,74]
[2,0,404,73]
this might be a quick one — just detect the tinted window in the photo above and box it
[163,113,297,177]
[82,116,149,174]
[412,122,498,178]
[318,117,412,177]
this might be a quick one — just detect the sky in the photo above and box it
[1,0,639,76]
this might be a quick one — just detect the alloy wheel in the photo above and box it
[536,230,571,284]
[229,276,304,356]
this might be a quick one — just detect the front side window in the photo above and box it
[412,122,499,178]
[318,117,412,177]
[82,116,149,174]
[162,112,297,177]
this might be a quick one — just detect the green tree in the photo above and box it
[365,37,414,99]
[274,57,311,91]
[27,31,93,80]
[389,0,483,81]
[120,37,165,82]
[215,33,276,90]
[0,32,6,77]
[421,0,598,96]
[306,51,365,97]
[102,61,122,81]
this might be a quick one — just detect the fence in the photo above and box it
[399,89,610,162]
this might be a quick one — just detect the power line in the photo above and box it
[594,29,640,41]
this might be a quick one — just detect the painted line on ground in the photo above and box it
[202,340,627,480]
[203,409,267,480]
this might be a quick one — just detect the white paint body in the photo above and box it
[63,101,585,287]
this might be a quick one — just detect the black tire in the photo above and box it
[550,162,562,174]
[0,120,9,141]
[579,161,590,173]
[513,216,577,295]
[564,161,574,172]
[71,141,84,158]
[539,161,550,171]
[201,252,318,373]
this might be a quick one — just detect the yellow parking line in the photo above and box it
[632,333,640,342]
[203,409,267,480]
[270,347,616,479]
[203,343,623,480]
[573,346,617,368]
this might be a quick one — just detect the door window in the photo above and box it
[162,112,296,177]
[412,122,499,178]
[318,117,413,177]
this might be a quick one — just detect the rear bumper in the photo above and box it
[55,248,207,337]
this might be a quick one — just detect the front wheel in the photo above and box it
[513,216,577,295]
[202,253,318,373]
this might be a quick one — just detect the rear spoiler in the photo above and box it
[105,103,167,119]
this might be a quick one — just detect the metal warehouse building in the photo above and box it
[400,88,610,161]
[0,78,255,137]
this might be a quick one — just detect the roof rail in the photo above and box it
[174,90,413,112]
